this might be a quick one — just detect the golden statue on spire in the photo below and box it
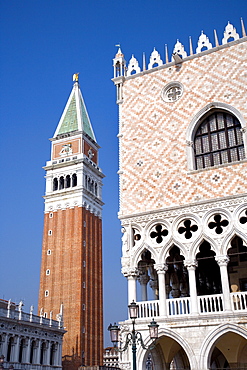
[73,73,79,82]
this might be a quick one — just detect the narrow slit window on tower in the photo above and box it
[45,290,49,297]
[47,249,51,255]
[83,282,86,288]
[49,213,53,218]
[46,269,50,275]
[48,230,52,236]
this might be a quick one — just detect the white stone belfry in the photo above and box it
[113,47,126,78]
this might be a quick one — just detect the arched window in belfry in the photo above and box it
[72,173,77,187]
[194,111,245,170]
[53,178,58,191]
[59,176,64,190]
[65,175,71,188]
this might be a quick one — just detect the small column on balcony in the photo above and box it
[215,255,231,312]
[150,279,159,300]
[184,260,199,315]
[138,269,150,301]
[154,264,168,316]
[123,268,139,304]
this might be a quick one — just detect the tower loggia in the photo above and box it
[38,75,104,370]
[113,21,247,370]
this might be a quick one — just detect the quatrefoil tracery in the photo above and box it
[240,210,247,225]
[178,219,198,239]
[208,214,229,234]
[150,224,168,244]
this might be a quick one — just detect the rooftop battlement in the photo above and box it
[113,19,246,81]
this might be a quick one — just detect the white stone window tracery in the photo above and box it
[161,82,183,103]
[194,111,245,170]
[186,103,247,171]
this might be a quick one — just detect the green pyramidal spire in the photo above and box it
[53,75,96,141]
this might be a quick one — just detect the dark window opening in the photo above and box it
[196,241,222,296]
[7,337,14,362]
[53,178,58,191]
[72,173,77,187]
[194,111,245,170]
[59,176,64,190]
[65,175,71,188]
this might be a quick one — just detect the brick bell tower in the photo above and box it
[38,74,104,369]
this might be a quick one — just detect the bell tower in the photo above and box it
[38,74,104,369]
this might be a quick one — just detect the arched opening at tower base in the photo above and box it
[142,335,190,370]
[209,332,247,369]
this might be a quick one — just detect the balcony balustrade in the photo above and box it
[136,291,247,319]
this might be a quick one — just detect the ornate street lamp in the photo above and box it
[0,355,4,370]
[108,301,159,370]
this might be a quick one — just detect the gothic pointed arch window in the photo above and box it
[194,111,245,169]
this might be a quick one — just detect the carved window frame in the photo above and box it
[186,103,247,171]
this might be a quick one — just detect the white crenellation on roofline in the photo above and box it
[117,19,246,77]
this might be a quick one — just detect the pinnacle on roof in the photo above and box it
[53,74,96,142]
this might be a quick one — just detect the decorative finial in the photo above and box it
[214,29,219,47]
[189,36,193,55]
[73,73,79,82]
[165,44,169,64]
[241,18,246,37]
[143,52,146,71]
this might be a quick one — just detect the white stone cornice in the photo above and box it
[120,194,247,226]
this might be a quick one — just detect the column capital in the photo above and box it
[184,259,198,270]
[215,255,229,266]
[137,273,150,285]
[122,267,139,278]
[154,263,168,273]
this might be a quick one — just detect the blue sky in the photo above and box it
[0,0,246,347]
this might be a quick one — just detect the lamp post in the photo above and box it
[108,301,159,370]
[0,356,4,370]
